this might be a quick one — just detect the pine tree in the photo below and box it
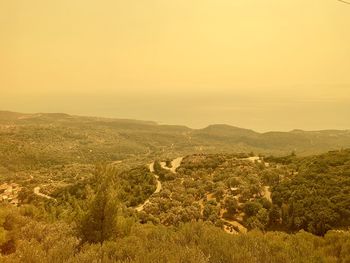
[80,178,120,244]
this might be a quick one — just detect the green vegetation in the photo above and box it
[1,111,350,174]
[0,205,350,263]
[1,111,350,262]
[271,149,350,235]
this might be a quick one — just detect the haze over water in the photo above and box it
[1,1,350,131]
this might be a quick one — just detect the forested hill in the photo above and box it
[1,111,350,170]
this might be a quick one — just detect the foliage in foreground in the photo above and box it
[0,205,350,263]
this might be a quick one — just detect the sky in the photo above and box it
[1,0,350,132]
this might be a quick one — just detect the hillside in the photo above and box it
[1,149,350,262]
[0,111,349,172]
[0,111,349,261]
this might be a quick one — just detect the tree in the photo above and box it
[256,208,269,229]
[269,205,281,226]
[244,201,262,217]
[246,216,264,230]
[80,182,120,244]
[224,197,238,217]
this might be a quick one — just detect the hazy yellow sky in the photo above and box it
[1,0,349,131]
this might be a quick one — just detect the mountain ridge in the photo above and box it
[1,110,349,134]
[0,110,349,169]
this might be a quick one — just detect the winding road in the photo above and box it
[160,157,183,173]
[33,186,56,201]
[135,157,183,212]
[135,162,161,212]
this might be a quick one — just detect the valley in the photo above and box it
[0,111,349,262]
